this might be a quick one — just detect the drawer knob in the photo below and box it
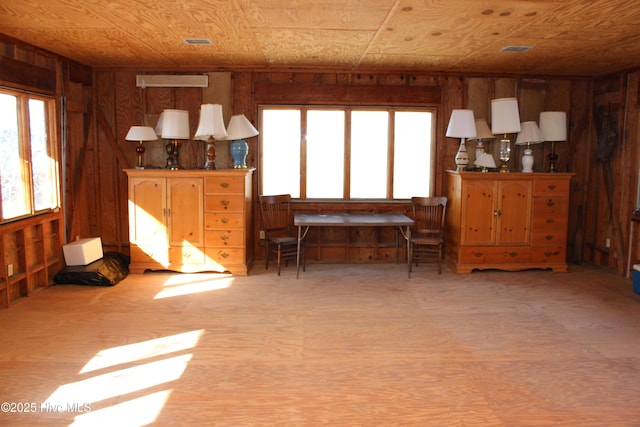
[546,200,555,207]
[221,217,229,224]
[545,235,553,241]
[546,218,554,224]
[509,252,517,257]
[220,182,229,188]
[220,200,230,208]
[220,235,229,242]
[548,184,556,190]
[218,251,229,259]
[473,252,483,258]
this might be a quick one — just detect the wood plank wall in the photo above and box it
[2,35,640,279]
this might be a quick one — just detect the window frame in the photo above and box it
[0,87,60,223]
[258,104,437,201]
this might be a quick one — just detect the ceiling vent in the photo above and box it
[183,38,213,45]
[501,45,533,53]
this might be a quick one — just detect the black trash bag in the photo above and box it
[53,252,130,286]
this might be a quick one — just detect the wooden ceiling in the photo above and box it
[1,0,639,77]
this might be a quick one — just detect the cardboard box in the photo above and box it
[633,264,640,295]
[63,237,104,266]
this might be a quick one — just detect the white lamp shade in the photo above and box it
[125,126,158,142]
[539,111,567,141]
[516,121,544,145]
[154,112,164,136]
[226,114,259,140]
[446,109,477,138]
[195,104,227,141]
[473,118,494,140]
[491,98,521,134]
[160,109,190,140]
[474,152,497,168]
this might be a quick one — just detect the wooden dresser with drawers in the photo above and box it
[125,168,254,275]
[445,171,572,273]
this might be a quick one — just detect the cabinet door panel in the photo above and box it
[497,180,532,245]
[129,178,166,245]
[168,178,204,246]
[461,180,496,245]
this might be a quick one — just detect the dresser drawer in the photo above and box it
[131,244,169,266]
[205,176,244,194]
[533,179,570,196]
[459,246,530,263]
[205,230,244,247]
[531,246,566,263]
[205,195,245,212]
[205,212,244,230]
[531,229,567,245]
[205,247,245,264]
[531,214,567,230]
[169,246,206,265]
[532,196,569,215]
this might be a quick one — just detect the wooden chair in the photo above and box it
[258,194,304,275]
[408,196,447,277]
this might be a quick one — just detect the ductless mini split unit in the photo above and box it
[136,74,209,88]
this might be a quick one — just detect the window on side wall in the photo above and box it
[0,88,60,222]
[260,106,435,200]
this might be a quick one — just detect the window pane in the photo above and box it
[350,111,388,198]
[393,111,433,198]
[29,98,58,211]
[262,109,301,197]
[307,110,344,198]
[0,94,29,219]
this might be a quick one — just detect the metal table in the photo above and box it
[294,213,414,278]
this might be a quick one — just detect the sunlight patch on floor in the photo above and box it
[44,330,204,426]
[81,330,204,374]
[70,390,171,427]
[155,273,234,299]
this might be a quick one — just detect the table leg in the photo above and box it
[297,225,302,279]
[406,225,411,277]
[395,227,399,263]
[296,225,310,279]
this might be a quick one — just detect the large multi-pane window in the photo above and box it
[260,106,435,199]
[0,88,59,222]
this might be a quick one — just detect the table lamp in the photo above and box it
[471,118,494,162]
[446,109,477,171]
[539,111,567,173]
[474,152,497,172]
[194,104,227,170]
[515,121,544,172]
[491,98,521,173]
[226,114,259,168]
[160,109,190,170]
[125,126,157,169]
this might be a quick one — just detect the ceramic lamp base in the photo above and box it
[231,139,249,168]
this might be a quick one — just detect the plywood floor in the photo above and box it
[1,263,640,426]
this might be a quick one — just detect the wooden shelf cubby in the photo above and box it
[0,212,64,308]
